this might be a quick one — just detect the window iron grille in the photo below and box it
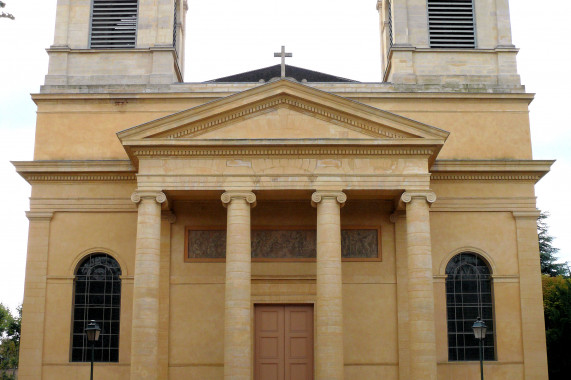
[89,0,138,48]
[446,252,495,361]
[71,253,122,362]
[427,0,476,48]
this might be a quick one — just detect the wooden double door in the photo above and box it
[254,305,314,380]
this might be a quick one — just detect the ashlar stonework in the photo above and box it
[14,1,550,379]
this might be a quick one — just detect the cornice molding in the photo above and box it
[26,211,54,221]
[23,174,136,182]
[431,173,542,181]
[513,211,541,219]
[431,197,538,212]
[432,159,554,172]
[131,145,437,158]
[29,198,137,213]
[13,160,136,184]
[431,159,554,182]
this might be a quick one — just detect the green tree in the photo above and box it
[538,211,569,277]
[0,1,15,20]
[542,276,571,380]
[0,304,20,380]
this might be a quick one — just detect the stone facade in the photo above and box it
[14,1,550,379]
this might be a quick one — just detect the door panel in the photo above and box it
[255,306,285,380]
[255,305,314,380]
[285,306,313,380]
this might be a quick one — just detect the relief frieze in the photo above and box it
[185,227,380,261]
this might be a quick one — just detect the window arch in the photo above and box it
[71,253,122,362]
[446,252,495,361]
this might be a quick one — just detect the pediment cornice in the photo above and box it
[117,79,449,142]
[154,94,413,140]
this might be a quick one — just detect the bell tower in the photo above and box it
[377,0,521,89]
[44,0,187,86]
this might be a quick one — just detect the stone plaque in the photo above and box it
[186,228,379,260]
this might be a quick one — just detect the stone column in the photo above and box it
[311,191,346,380]
[401,191,437,380]
[130,191,166,380]
[221,191,256,380]
[18,212,53,380]
[513,211,549,380]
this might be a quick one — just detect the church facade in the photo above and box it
[14,1,551,379]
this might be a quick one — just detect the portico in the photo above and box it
[121,79,447,379]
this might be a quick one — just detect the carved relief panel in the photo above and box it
[185,227,380,262]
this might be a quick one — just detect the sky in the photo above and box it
[1,0,570,313]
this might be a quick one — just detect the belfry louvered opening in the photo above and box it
[90,0,138,48]
[428,0,476,48]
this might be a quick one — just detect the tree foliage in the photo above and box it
[543,276,571,380]
[538,211,569,277]
[0,1,15,21]
[0,304,20,380]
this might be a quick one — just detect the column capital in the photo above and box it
[311,191,347,208]
[401,191,437,205]
[221,191,257,208]
[131,191,167,204]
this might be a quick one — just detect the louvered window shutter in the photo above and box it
[90,0,138,48]
[428,0,476,48]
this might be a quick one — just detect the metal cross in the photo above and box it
[274,46,292,78]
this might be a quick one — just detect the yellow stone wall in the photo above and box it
[32,93,533,160]
[26,172,544,378]
[21,68,546,380]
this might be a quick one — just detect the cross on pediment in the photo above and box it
[274,46,292,78]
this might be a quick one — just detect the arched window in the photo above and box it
[446,252,495,361]
[71,253,122,362]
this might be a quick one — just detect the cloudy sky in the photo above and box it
[1,0,570,312]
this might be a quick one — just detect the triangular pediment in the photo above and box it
[118,79,449,144]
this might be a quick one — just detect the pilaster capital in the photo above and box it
[221,191,257,208]
[389,210,406,224]
[311,191,347,208]
[26,211,54,222]
[400,191,437,205]
[161,210,177,224]
[131,191,167,204]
